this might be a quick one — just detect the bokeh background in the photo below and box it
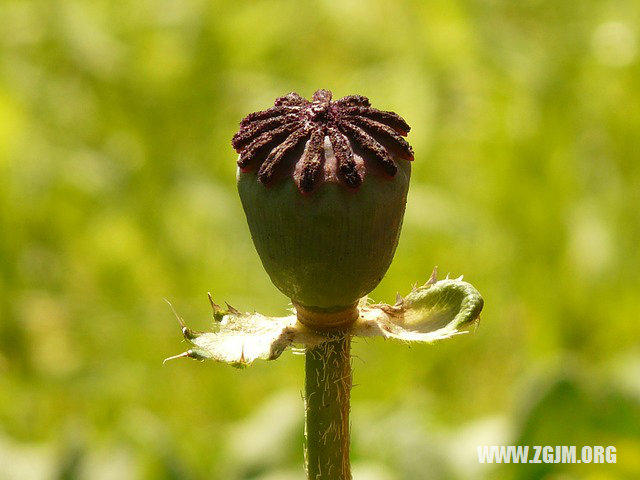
[1,0,639,478]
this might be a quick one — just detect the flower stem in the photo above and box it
[304,333,352,479]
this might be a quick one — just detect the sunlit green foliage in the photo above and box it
[1,0,639,478]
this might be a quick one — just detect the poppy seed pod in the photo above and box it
[233,90,413,324]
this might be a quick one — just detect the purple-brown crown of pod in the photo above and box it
[232,89,414,193]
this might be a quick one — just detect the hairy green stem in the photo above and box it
[304,333,352,480]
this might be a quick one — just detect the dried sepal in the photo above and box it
[165,272,483,367]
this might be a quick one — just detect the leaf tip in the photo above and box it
[426,266,438,286]
[163,351,190,364]
[225,302,241,316]
[394,292,404,306]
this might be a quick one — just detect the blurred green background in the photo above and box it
[1,0,639,478]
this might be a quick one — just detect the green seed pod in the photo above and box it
[233,90,414,323]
